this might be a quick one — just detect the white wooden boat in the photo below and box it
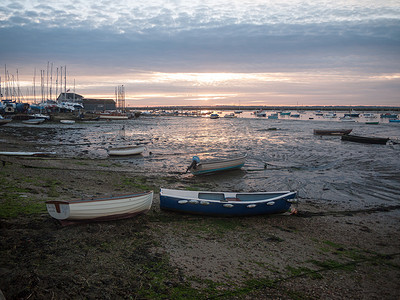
[46,191,153,225]
[99,113,129,120]
[160,188,297,216]
[187,154,246,175]
[22,118,46,125]
[0,151,56,156]
[60,119,75,124]
[108,145,145,156]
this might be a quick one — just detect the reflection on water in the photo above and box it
[2,112,400,210]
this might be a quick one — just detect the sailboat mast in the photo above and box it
[33,68,36,104]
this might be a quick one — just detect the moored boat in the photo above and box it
[46,191,153,225]
[380,113,398,119]
[313,129,352,136]
[60,119,76,124]
[186,154,246,175]
[0,116,12,126]
[22,118,46,125]
[108,145,145,156]
[160,188,297,216]
[389,119,400,123]
[341,134,389,145]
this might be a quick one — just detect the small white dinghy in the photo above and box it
[60,120,75,124]
[22,118,46,125]
[108,145,145,156]
[46,191,154,225]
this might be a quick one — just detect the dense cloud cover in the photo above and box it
[1,0,399,105]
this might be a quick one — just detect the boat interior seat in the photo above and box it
[236,193,275,201]
[198,192,225,201]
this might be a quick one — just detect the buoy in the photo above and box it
[200,201,210,205]
[189,200,199,204]
[223,204,234,208]
[178,200,188,204]
[247,204,256,208]
[266,201,275,206]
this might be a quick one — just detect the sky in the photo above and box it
[0,0,400,107]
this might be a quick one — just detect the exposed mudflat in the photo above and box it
[1,116,400,299]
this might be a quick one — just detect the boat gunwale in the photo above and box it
[45,191,153,205]
[160,189,296,205]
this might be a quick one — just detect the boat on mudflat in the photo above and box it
[108,145,145,156]
[22,118,46,125]
[0,116,12,126]
[46,191,153,225]
[341,134,389,145]
[160,188,297,216]
[186,154,246,175]
[313,129,352,136]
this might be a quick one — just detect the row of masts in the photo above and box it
[115,85,126,112]
[1,63,69,104]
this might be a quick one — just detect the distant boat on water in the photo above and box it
[210,113,219,119]
[341,134,389,145]
[313,129,352,136]
[380,113,398,119]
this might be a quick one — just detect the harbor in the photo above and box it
[1,112,400,299]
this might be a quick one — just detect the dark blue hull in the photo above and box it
[160,192,296,217]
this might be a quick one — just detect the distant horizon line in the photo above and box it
[126,105,400,111]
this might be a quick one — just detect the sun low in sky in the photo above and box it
[1,0,399,106]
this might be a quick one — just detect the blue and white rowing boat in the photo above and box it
[186,154,246,175]
[160,188,297,216]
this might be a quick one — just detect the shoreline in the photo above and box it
[1,156,399,299]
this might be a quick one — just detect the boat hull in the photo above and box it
[160,189,297,216]
[188,155,246,175]
[341,134,389,145]
[46,191,153,224]
[313,129,352,136]
[108,145,145,156]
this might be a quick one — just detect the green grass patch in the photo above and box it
[119,175,157,192]
[0,193,46,218]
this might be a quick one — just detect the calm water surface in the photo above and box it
[2,111,400,210]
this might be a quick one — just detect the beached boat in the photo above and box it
[340,116,356,122]
[0,116,12,126]
[223,113,237,118]
[389,119,400,123]
[341,134,389,145]
[160,188,297,216]
[46,191,153,225]
[0,151,56,156]
[22,118,46,125]
[60,119,75,124]
[108,145,145,156]
[98,112,129,120]
[186,154,246,175]
[365,121,379,125]
[313,129,352,136]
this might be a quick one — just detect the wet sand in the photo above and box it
[1,155,399,299]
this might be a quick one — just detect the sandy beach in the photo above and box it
[1,152,399,299]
